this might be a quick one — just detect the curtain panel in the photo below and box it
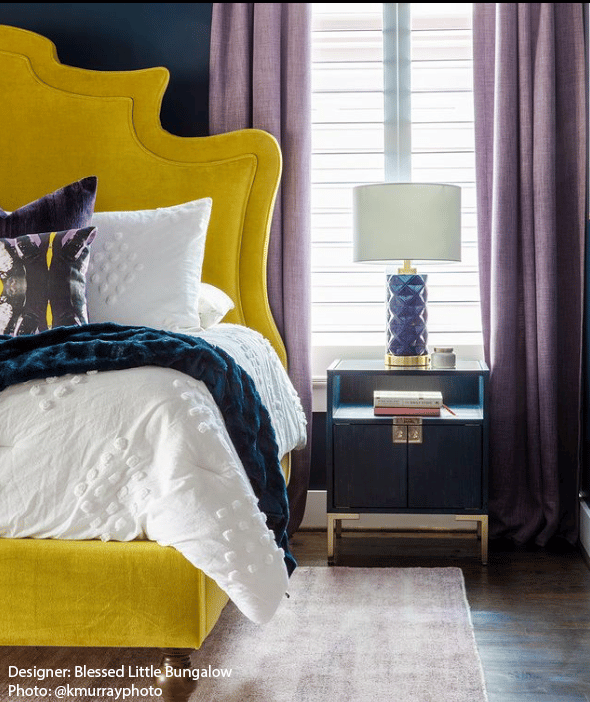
[209,3,312,534]
[473,3,587,546]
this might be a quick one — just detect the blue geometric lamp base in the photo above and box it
[386,273,430,366]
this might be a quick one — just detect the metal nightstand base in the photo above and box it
[327,513,489,565]
[455,514,488,565]
[327,513,359,563]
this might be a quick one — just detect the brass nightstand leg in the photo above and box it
[455,514,488,565]
[327,513,359,563]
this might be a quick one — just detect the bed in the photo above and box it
[0,23,306,700]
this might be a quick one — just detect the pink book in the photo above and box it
[373,406,441,416]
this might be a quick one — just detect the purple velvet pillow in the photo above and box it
[0,227,97,336]
[0,176,98,237]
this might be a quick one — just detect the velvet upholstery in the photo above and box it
[0,24,285,648]
[0,24,285,366]
[0,539,227,647]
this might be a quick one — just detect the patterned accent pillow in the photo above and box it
[0,228,97,336]
[0,176,98,237]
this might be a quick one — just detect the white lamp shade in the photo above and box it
[353,183,461,263]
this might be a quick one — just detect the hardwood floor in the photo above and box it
[289,529,590,702]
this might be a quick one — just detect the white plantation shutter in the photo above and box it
[311,3,481,349]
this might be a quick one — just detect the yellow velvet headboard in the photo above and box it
[0,24,285,366]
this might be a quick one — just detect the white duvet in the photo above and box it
[0,324,307,625]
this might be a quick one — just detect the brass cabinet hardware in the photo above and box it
[408,425,423,443]
[392,417,422,444]
[392,425,407,443]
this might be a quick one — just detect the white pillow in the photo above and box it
[198,283,235,329]
[87,198,212,330]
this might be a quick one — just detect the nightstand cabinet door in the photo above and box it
[407,424,482,509]
[333,424,407,509]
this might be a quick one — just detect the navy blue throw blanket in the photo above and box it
[0,323,295,575]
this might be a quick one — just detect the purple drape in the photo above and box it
[473,3,587,545]
[209,3,312,534]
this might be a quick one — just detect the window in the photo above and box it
[311,3,481,352]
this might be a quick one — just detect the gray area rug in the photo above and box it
[191,566,488,702]
[0,567,487,702]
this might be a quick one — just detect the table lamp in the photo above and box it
[352,182,461,366]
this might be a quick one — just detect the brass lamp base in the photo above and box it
[385,353,431,367]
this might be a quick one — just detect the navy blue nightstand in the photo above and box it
[326,359,489,563]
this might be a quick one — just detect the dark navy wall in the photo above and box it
[0,3,213,136]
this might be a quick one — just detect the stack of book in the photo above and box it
[373,390,443,416]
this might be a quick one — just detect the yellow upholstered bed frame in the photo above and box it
[0,22,285,690]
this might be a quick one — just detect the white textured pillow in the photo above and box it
[198,283,235,329]
[87,198,212,330]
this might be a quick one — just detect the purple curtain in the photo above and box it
[209,3,312,534]
[473,3,587,546]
